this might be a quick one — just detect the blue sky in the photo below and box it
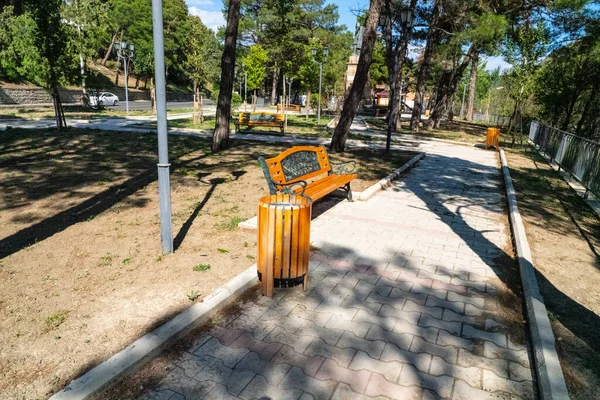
[185,0,509,71]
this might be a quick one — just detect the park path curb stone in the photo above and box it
[357,152,425,201]
[49,265,258,400]
[499,148,570,400]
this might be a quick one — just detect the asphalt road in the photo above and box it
[109,99,213,111]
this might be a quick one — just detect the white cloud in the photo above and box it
[189,7,225,32]
[483,56,512,72]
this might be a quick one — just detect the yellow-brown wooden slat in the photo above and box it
[300,174,358,201]
[282,206,292,279]
[290,206,300,280]
[265,203,275,298]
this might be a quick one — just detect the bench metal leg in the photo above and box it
[344,183,353,202]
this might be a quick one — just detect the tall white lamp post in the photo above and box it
[311,47,329,125]
[115,41,135,116]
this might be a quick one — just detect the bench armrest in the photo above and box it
[277,180,307,195]
[331,160,357,175]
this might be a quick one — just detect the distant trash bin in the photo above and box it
[425,109,430,117]
[257,194,312,297]
[485,127,500,150]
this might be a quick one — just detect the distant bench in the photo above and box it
[277,104,301,112]
[235,112,284,135]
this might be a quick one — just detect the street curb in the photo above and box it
[499,148,569,400]
[358,152,425,201]
[49,265,258,400]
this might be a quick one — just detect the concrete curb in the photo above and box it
[50,265,258,400]
[499,148,569,400]
[358,152,425,201]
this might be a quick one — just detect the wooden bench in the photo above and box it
[258,146,358,202]
[235,112,284,134]
[277,104,301,112]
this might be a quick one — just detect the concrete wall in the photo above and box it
[0,87,193,105]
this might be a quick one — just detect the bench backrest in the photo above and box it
[263,146,331,185]
[239,112,284,124]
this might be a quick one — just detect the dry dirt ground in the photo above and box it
[505,146,600,399]
[0,128,416,400]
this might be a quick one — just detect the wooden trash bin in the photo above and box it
[257,194,312,297]
[485,127,500,149]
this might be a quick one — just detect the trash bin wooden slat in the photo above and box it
[257,194,312,297]
[486,127,500,149]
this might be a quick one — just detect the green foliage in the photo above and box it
[193,264,211,271]
[186,16,221,91]
[211,89,242,109]
[243,44,269,91]
[45,310,69,331]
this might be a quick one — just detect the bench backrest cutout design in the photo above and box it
[264,146,331,185]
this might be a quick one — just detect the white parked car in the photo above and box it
[88,92,120,106]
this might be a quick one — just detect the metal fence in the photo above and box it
[472,113,511,126]
[529,120,600,197]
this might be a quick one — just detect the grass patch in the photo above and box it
[186,291,201,301]
[217,216,245,231]
[45,311,69,331]
[217,248,229,254]
[193,264,211,271]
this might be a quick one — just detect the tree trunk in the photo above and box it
[102,30,119,66]
[561,93,581,131]
[271,68,279,106]
[330,0,384,152]
[427,45,476,129]
[465,52,478,121]
[212,0,241,153]
[410,0,441,131]
[151,77,156,114]
[52,87,66,130]
[576,83,598,136]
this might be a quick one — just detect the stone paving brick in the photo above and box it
[393,319,439,344]
[289,304,332,327]
[235,351,291,386]
[315,302,357,321]
[429,356,482,388]
[418,314,461,335]
[403,300,442,319]
[208,326,246,346]
[452,378,513,400]
[365,325,413,351]
[464,304,484,317]
[136,389,183,400]
[364,372,423,399]
[441,309,477,326]
[331,383,388,400]
[349,350,403,382]
[447,291,485,308]
[271,344,325,377]
[353,309,397,331]
[336,331,386,359]
[509,361,534,382]
[482,370,534,399]
[316,358,372,393]
[326,315,372,338]
[264,326,314,354]
[425,296,465,314]
[409,283,447,301]
[193,337,250,368]
[156,367,216,399]
[281,366,338,399]
[381,342,431,372]
[296,319,343,346]
[409,337,458,365]
[377,304,420,324]
[399,363,454,398]
[341,295,383,315]
[239,374,303,400]
[457,349,509,379]
[462,325,507,348]
[436,330,474,351]
[484,341,530,367]
[305,338,356,368]
[229,331,282,362]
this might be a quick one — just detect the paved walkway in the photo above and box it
[135,142,535,400]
